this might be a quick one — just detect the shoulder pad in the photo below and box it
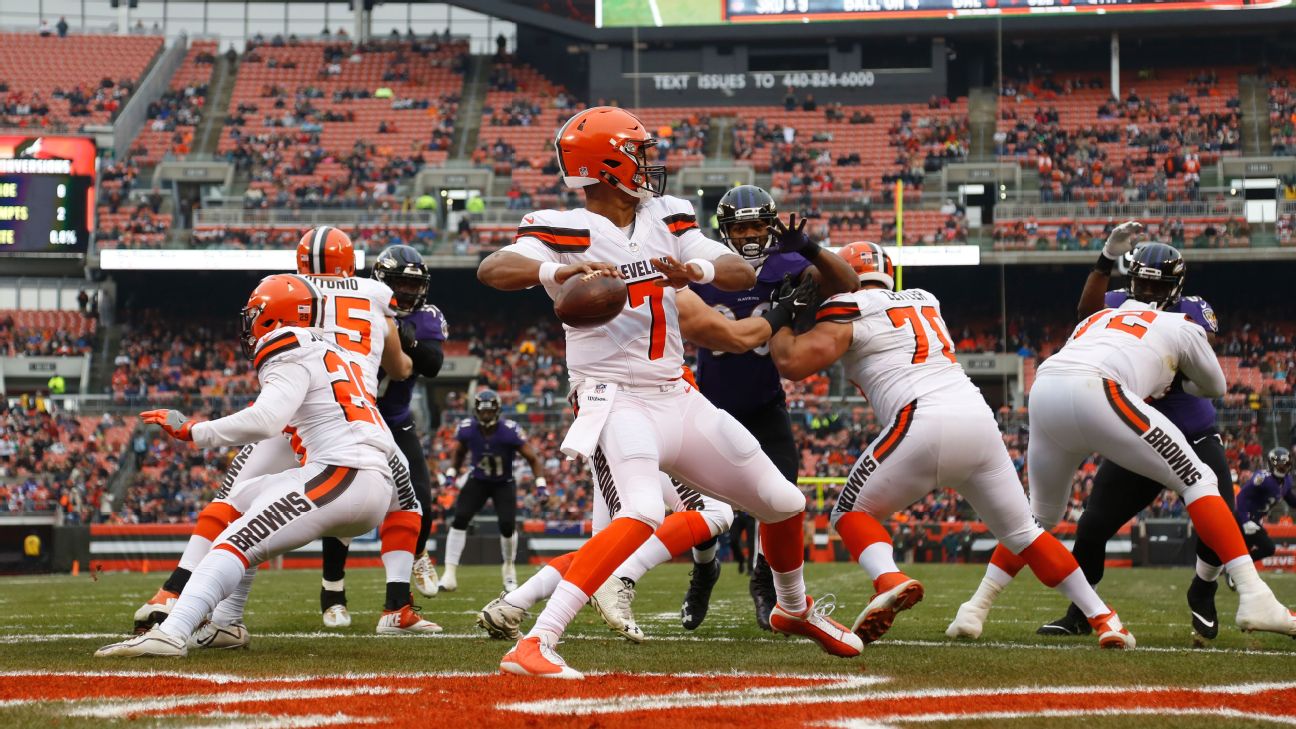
[816,293,863,324]
[253,328,311,372]
[457,418,473,429]
[516,209,591,253]
[502,418,521,430]
[655,197,700,237]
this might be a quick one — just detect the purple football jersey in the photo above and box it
[1105,290,1218,436]
[1235,470,1296,524]
[377,304,447,424]
[457,417,525,481]
[691,253,810,418]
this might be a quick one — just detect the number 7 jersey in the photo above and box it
[817,287,980,423]
[500,196,733,387]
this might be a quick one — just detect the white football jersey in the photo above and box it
[302,274,397,393]
[1038,299,1224,400]
[502,196,732,386]
[192,327,397,472]
[817,287,982,423]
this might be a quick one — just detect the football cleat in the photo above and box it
[322,604,352,628]
[590,575,644,643]
[500,636,583,680]
[1236,592,1296,636]
[1088,609,1136,649]
[188,620,250,650]
[851,574,924,644]
[478,592,529,640]
[1037,603,1093,637]
[502,561,518,593]
[132,588,179,635]
[1187,576,1219,642]
[377,604,443,635]
[771,595,863,658]
[945,599,988,640]
[749,555,776,632]
[95,628,187,658]
[438,565,458,593]
[412,554,440,598]
[681,558,722,631]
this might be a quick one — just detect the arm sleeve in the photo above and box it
[1178,325,1226,399]
[408,339,444,378]
[190,363,308,448]
[678,228,734,262]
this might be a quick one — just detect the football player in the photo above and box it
[478,106,860,678]
[948,242,1296,640]
[768,242,1134,648]
[97,276,409,657]
[1234,447,1295,564]
[132,228,438,638]
[440,389,547,593]
[1033,230,1238,642]
[317,244,448,627]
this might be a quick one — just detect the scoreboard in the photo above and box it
[724,0,1257,21]
[0,136,96,257]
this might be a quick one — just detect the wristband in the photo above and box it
[798,242,823,261]
[686,258,716,284]
[538,261,562,287]
[761,302,795,332]
[1094,252,1115,275]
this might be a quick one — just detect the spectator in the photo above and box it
[39,18,52,37]
[56,17,69,38]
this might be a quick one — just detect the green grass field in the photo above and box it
[599,0,724,27]
[2,562,1295,727]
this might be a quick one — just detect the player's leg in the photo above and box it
[664,391,860,657]
[319,537,351,626]
[502,405,665,678]
[1037,461,1160,637]
[494,479,521,591]
[1185,432,1232,640]
[376,455,440,635]
[737,402,800,631]
[1249,526,1277,562]
[100,465,391,657]
[392,420,439,597]
[1086,380,1295,636]
[441,477,491,591]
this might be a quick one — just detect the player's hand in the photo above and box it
[652,256,703,288]
[773,273,818,316]
[767,213,817,258]
[535,476,548,497]
[1102,221,1144,260]
[555,261,621,284]
[1242,520,1261,535]
[141,409,194,441]
[398,320,418,353]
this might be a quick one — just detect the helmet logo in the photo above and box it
[578,166,589,177]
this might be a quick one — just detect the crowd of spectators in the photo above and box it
[0,310,96,357]
[1269,74,1296,155]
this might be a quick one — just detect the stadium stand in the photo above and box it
[0,406,131,524]
[0,310,96,357]
[0,33,163,130]
[130,39,219,166]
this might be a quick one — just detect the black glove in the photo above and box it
[762,274,817,332]
[767,213,820,260]
[398,320,418,353]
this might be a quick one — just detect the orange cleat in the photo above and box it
[1088,609,1136,649]
[376,604,443,635]
[851,573,924,644]
[500,636,584,679]
[770,595,863,658]
[132,588,179,635]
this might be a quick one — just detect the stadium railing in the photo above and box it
[193,208,439,228]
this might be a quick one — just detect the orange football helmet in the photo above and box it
[297,226,355,277]
[838,241,895,290]
[554,106,666,199]
[239,274,323,359]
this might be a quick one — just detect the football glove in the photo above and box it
[767,213,818,259]
[398,320,418,353]
[1102,221,1144,260]
[762,273,817,332]
[141,409,194,441]
[1242,520,1261,536]
[535,476,548,497]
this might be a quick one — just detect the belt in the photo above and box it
[617,380,681,394]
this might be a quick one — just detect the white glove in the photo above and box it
[445,467,457,479]
[1102,221,1144,260]
[535,477,547,489]
[1242,520,1261,536]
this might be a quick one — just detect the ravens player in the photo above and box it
[318,245,448,626]
[673,184,858,629]
[441,389,547,592]
[1026,229,1236,642]
[1235,447,1296,564]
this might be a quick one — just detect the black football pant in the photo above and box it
[1247,527,1277,562]
[452,477,518,538]
[321,417,435,584]
[724,399,801,567]
[1071,431,1233,586]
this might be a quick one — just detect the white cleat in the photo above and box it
[322,604,352,628]
[132,588,179,634]
[413,554,440,598]
[946,600,988,640]
[502,561,518,592]
[590,575,645,643]
[377,604,443,634]
[1236,593,1296,636]
[438,565,458,593]
[96,627,187,658]
[478,592,528,640]
[188,620,250,650]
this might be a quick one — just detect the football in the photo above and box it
[554,271,628,328]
